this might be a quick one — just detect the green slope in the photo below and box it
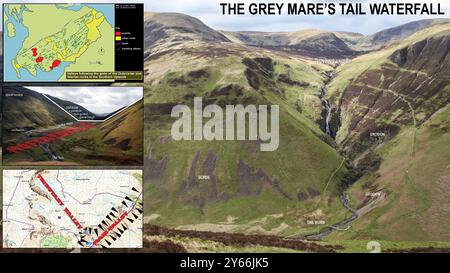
[330,104,450,241]
[2,86,74,132]
[143,39,349,236]
[325,23,450,241]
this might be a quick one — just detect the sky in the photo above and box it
[2,0,449,34]
[149,0,450,34]
[27,86,143,115]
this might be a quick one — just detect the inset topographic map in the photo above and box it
[3,169,143,248]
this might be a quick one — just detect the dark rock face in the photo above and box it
[390,35,450,74]
[173,151,297,214]
[236,159,293,200]
[177,151,224,214]
[242,57,279,94]
[145,144,169,184]
[369,19,450,46]
[337,35,450,157]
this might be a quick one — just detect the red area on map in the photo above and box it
[37,174,84,229]
[35,56,44,63]
[64,207,83,229]
[5,122,95,154]
[37,174,64,206]
[31,48,38,57]
[93,211,128,245]
[50,59,61,70]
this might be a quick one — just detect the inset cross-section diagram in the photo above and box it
[3,3,143,82]
[2,86,143,166]
[3,169,143,248]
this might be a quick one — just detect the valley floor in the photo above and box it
[141,225,450,253]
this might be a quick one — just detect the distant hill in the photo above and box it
[366,18,450,48]
[145,12,230,51]
[144,12,351,236]
[2,86,75,131]
[45,94,102,121]
[143,11,450,243]
[145,13,450,59]
[221,30,360,58]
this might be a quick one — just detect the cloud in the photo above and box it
[2,1,449,34]
[26,86,143,115]
[148,0,450,34]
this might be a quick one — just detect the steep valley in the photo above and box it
[325,24,450,241]
[143,12,450,246]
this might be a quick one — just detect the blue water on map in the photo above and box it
[3,4,113,82]
[55,4,115,27]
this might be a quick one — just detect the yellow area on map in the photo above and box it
[7,22,16,37]
[86,9,105,42]
[12,59,21,79]
[55,10,105,63]
[53,43,58,51]
[45,37,52,42]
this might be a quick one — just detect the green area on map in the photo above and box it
[41,235,71,248]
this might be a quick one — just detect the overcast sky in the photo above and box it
[27,86,143,115]
[149,0,450,34]
[2,0,449,34]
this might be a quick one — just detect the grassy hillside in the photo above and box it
[2,87,144,166]
[40,101,145,166]
[46,95,99,120]
[143,14,350,236]
[99,100,144,153]
[330,104,450,241]
[325,23,450,241]
[143,12,450,247]
[2,87,74,132]
[326,23,450,157]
